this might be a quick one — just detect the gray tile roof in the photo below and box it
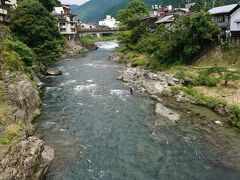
[155,15,174,24]
[209,4,238,15]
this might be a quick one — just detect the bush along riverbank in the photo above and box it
[108,52,240,128]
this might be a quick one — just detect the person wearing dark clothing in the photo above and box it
[129,86,133,94]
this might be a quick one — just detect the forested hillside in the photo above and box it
[71,0,240,23]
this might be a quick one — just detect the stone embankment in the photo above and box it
[0,71,54,180]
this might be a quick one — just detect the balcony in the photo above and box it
[0,8,7,15]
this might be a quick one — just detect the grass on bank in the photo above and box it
[173,86,240,128]
[118,51,149,67]
[194,44,240,69]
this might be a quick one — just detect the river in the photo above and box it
[35,41,240,180]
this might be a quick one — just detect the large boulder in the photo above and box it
[121,67,147,83]
[0,136,54,180]
[3,72,41,124]
[108,53,121,62]
[140,79,166,95]
[155,103,180,123]
[46,68,62,76]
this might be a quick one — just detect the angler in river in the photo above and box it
[129,86,133,94]
[35,41,240,180]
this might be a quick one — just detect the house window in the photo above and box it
[60,28,66,32]
[212,16,225,23]
[71,28,76,32]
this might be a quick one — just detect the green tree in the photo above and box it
[39,0,61,11]
[0,25,24,72]
[136,12,220,68]
[18,0,61,11]
[10,0,63,63]
[214,0,224,7]
[190,0,208,12]
[116,0,148,50]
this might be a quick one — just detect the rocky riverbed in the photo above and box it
[115,65,184,123]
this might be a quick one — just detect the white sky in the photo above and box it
[60,0,90,5]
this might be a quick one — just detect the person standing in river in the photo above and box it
[129,86,134,94]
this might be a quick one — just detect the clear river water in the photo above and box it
[35,41,240,180]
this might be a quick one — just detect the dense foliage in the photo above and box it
[117,1,220,69]
[10,0,63,63]
[116,0,148,50]
[39,0,61,11]
[0,25,32,72]
[190,0,208,12]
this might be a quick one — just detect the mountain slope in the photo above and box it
[71,0,240,23]
[71,0,167,22]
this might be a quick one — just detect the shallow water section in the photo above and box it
[35,41,240,180]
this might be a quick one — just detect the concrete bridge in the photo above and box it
[78,28,118,36]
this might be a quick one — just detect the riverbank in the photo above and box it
[109,48,240,128]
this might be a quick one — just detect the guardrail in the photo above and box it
[78,28,118,32]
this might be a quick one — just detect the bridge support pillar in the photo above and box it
[96,33,101,39]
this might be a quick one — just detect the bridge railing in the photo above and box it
[77,28,118,32]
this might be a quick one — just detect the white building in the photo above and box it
[98,15,118,29]
[209,4,240,37]
[0,0,17,23]
[80,23,96,29]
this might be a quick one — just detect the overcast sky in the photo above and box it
[60,0,90,5]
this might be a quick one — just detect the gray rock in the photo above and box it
[0,136,54,180]
[141,80,166,95]
[0,125,4,138]
[117,75,123,80]
[155,103,180,123]
[214,121,223,127]
[4,73,41,124]
[46,68,62,76]
[214,106,228,116]
[151,95,163,102]
[146,72,158,80]
[108,53,121,62]
[175,93,191,103]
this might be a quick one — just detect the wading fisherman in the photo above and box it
[129,86,133,94]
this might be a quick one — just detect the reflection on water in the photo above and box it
[35,41,240,180]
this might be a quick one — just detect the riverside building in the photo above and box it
[0,0,17,24]
[53,4,79,41]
